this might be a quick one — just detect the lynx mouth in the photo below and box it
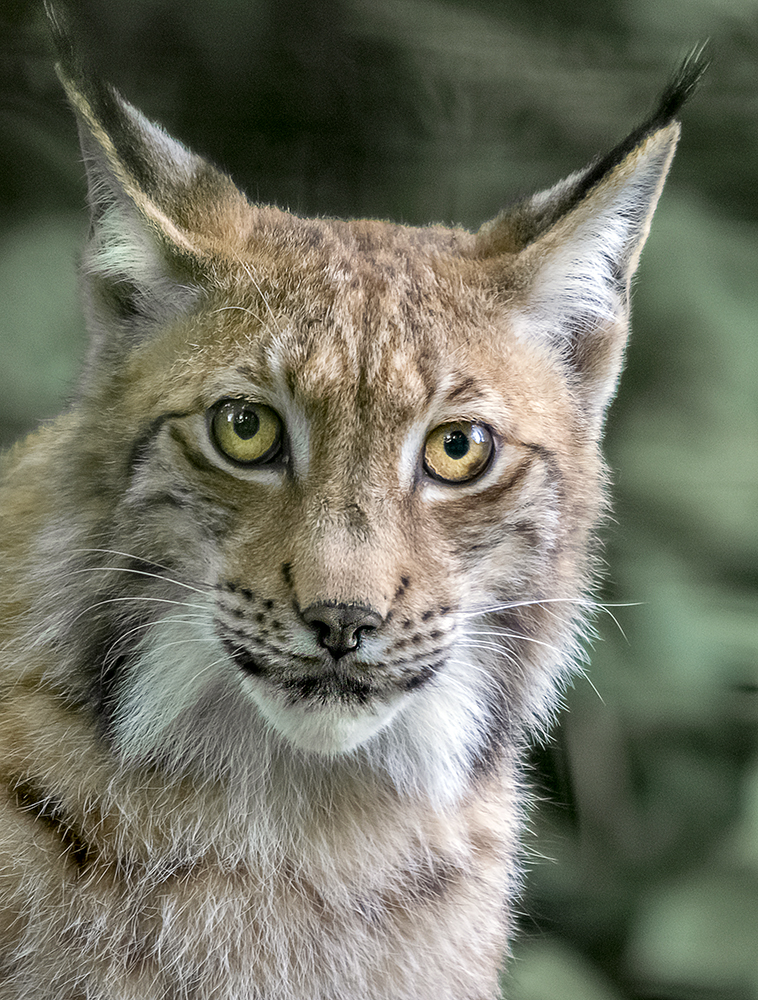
[281,672,375,706]
[221,636,378,706]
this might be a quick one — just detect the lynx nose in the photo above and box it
[302,602,383,660]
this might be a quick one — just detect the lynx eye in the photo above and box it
[209,400,283,465]
[423,421,494,484]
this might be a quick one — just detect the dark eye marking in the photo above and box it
[128,410,195,474]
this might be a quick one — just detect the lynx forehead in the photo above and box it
[0,24,705,1000]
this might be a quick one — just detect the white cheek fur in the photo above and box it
[109,603,492,809]
[111,612,234,761]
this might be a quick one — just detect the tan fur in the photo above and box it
[0,50,701,998]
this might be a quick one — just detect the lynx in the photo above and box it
[0,25,704,1000]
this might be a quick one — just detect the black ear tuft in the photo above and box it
[580,44,709,193]
[476,48,708,259]
[44,0,82,84]
[647,44,711,129]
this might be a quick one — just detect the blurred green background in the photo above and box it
[1,1,757,997]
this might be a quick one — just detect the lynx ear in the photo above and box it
[59,69,198,333]
[51,21,251,347]
[478,51,707,429]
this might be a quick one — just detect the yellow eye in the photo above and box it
[423,421,494,484]
[209,400,283,465]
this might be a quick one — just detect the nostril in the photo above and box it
[302,602,382,660]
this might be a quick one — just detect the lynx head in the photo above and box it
[44,45,704,803]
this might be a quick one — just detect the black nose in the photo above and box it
[302,602,383,660]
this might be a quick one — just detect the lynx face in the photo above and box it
[97,222,592,769]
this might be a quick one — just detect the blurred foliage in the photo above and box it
[1,0,757,997]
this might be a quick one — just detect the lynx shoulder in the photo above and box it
[0,34,705,1000]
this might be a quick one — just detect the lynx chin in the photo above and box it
[0,27,705,1000]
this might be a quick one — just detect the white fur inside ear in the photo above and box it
[513,126,679,345]
[121,102,200,184]
[83,198,200,322]
[86,198,159,283]
[518,208,629,339]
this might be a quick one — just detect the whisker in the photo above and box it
[186,657,230,687]
[463,596,638,615]
[236,257,283,334]
[71,547,178,576]
[102,636,217,681]
[460,597,638,640]
[582,674,606,705]
[70,565,210,598]
[66,595,210,633]
[462,635,564,657]
[103,614,209,654]
[465,632,564,656]
[121,638,222,671]
[445,656,503,681]
[459,597,593,617]
[593,605,631,643]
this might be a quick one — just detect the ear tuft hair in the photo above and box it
[44,0,78,76]
[575,44,709,205]
[476,46,708,258]
[646,44,710,129]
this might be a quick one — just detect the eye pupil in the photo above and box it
[210,400,283,466]
[233,409,260,440]
[444,430,470,460]
[423,421,493,484]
